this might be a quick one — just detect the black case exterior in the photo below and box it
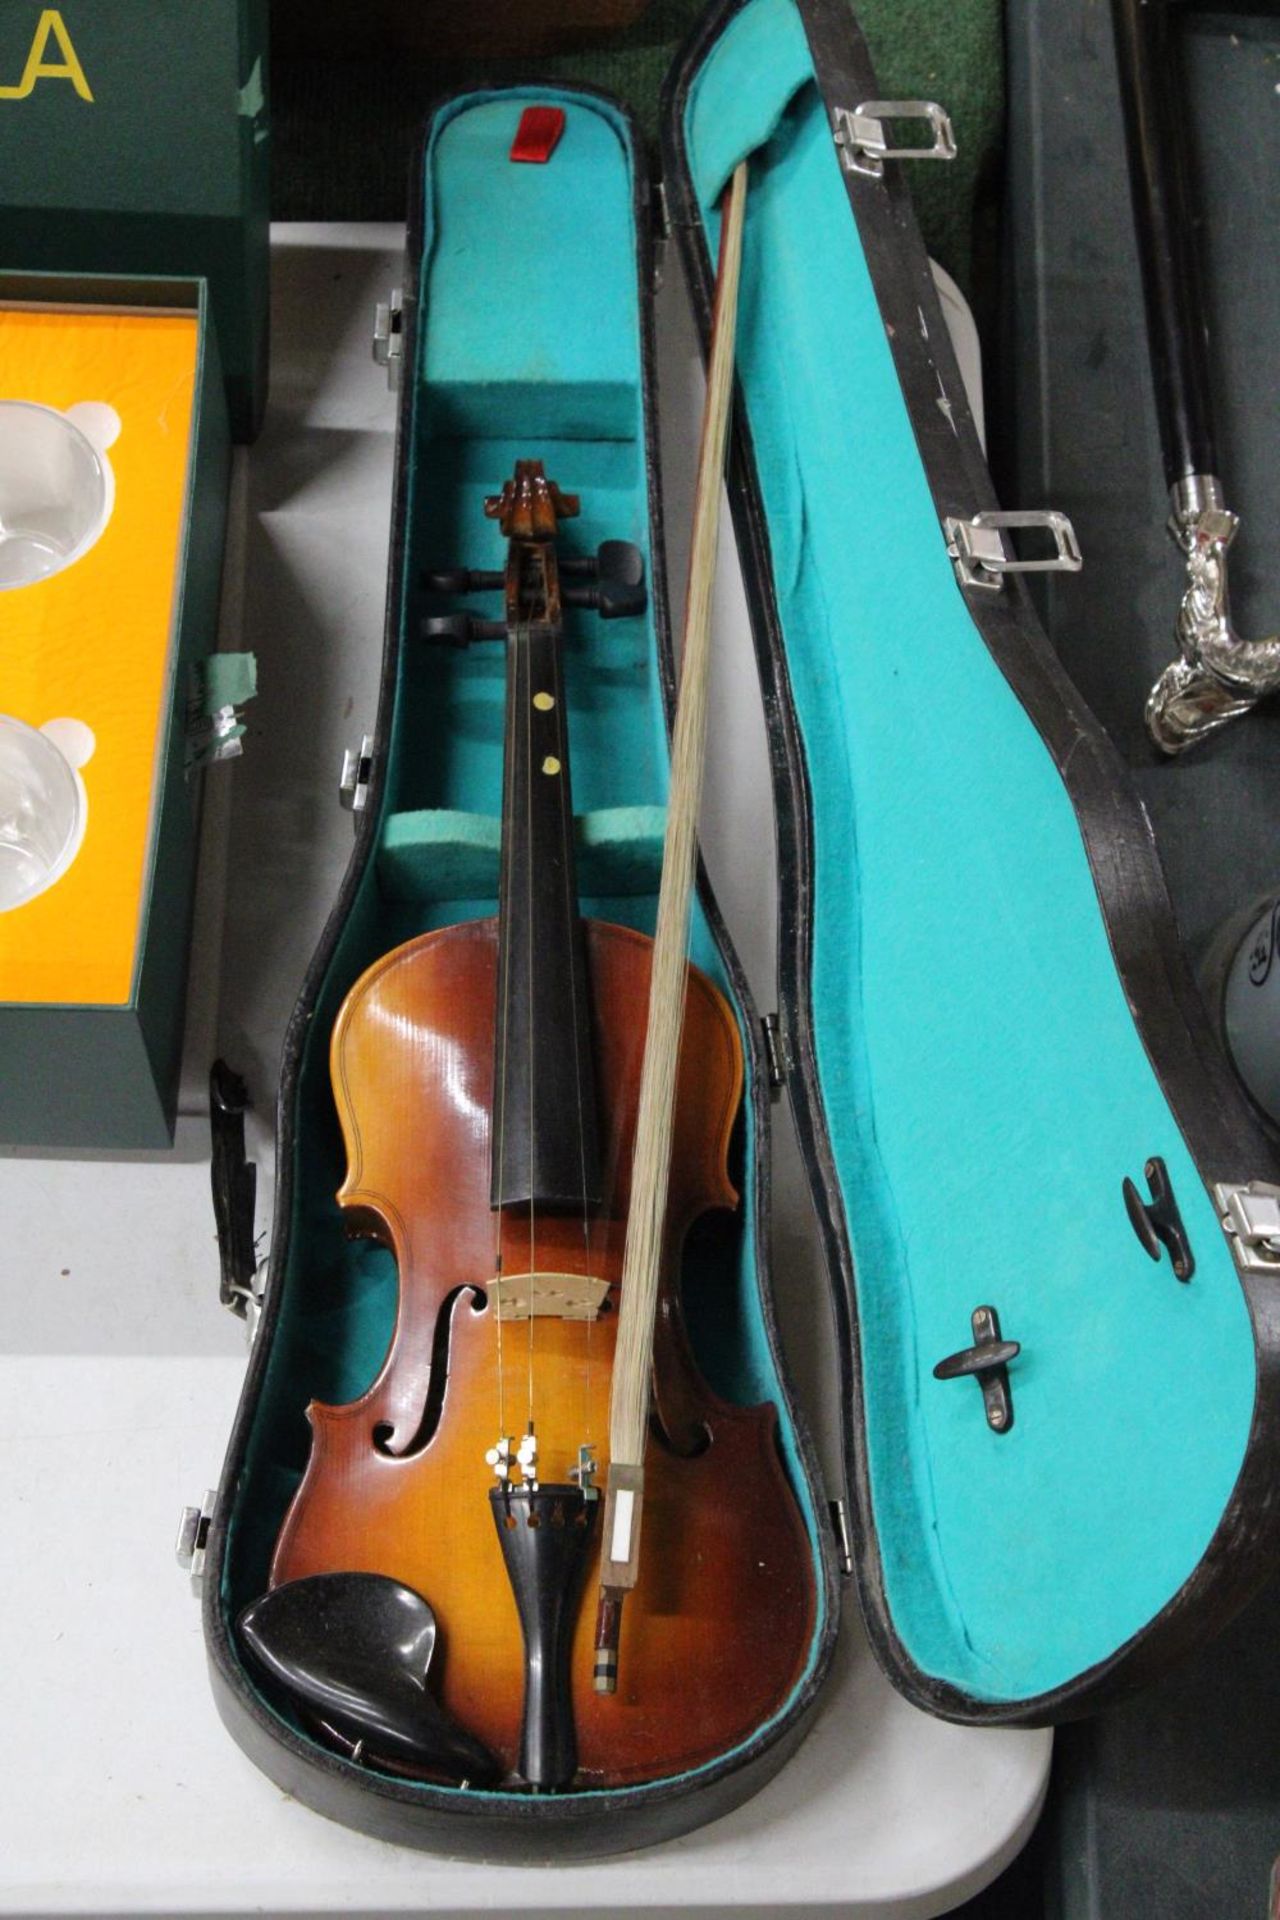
[202,0,1280,1855]
[660,0,1280,1727]
[201,87,840,1860]
[1001,7,1280,1914]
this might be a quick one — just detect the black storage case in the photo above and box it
[203,79,840,1858]
[202,0,1280,1858]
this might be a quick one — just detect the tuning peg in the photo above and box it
[560,542,644,586]
[420,614,507,648]
[421,566,504,595]
[597,541,645,591]
[560,540,646,618]
[562,580,648,619]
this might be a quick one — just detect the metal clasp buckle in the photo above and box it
[176,1491,217,1596]
[1214,1181,1280,1274]
[373,289,404,389]
[944,509,1083,591]
[340,734,375,815]
[833,101,957,179]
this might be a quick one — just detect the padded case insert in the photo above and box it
[206,85,836,1856]
[669,0,1276,1717]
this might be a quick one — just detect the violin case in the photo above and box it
[201,0,1280,1859]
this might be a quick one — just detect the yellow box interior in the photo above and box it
[0,305,198,1005]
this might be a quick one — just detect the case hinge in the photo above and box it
[828,1497,854,1578]
[210,1061,259,1319]
[832,100,957,179]
[175,1490,217,1596]
[761,1011,792,1092]
[652,175,671,293]
[340,733,375,814]
[943,509,1083,591]
[1214,1181,1280,1275]
[373,288,404,389]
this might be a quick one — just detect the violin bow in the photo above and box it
[594,159,749,1692]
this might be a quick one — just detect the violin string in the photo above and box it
[568,672,594,1451]
[524,575,537,1448]
[553,554,595,1461]
[491,545,515,1455]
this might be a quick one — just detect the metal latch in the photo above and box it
[943,509,1083,591]
[373,289,404,388]
[833,100,957,179]
[186,654,258,771]
[340,734,375,814]
[1215,1181,1280,1275]
[176,1490,217,1595]
[761,1012,792,1093]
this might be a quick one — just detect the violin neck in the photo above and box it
[492,614,602,1212]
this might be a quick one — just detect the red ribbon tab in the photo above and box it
[510,105,566,164]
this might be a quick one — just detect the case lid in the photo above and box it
[663,0,1280,1722]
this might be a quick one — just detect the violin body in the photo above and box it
[271,915,816,1786]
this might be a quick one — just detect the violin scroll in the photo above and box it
[484,459,579,540]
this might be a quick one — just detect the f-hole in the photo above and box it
[649,1405,712,1460]
[373,1284,488,1458]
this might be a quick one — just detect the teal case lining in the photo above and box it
[222,84,830,1803]
[377,803,668,900]
[684,0,1257,1702]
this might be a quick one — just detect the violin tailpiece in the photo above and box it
[489,1485,600,1790]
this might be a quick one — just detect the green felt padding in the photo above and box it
[686,0,813,206]
[687,0,1257,1703]
[421,100,643,444]
[378,804,667,901]
[423,381,638,443]
[226,85,828,1800]
[198,650,257,712]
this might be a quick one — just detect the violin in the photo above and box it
[240,455,815,1792]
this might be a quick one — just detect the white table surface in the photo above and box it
[0,223,1051,1919]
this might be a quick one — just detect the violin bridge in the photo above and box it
[486,1271,609,1322]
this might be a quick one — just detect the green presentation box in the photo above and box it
[0,3,268,441]
[0,271,229,1149]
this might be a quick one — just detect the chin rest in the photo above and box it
[238,1573,499,1783]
